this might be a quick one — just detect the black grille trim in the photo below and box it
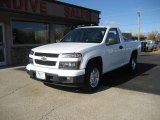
[35,52,59,58]
[35,59,56,66]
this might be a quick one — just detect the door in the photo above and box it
[0,23,6,66]
[103,28,125,73]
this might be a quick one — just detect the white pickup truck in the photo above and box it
[26,26,141,92]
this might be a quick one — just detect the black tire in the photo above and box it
[83,63,101,92]
[127,54,137,73]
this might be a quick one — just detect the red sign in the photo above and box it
[0,0,47,14]
[64,6,91,21]
[0,0,98,23]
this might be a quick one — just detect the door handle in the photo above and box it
[119,45,123,49]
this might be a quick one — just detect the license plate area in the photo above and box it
[36,71,46,80]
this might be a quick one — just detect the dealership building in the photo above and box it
[0,0,100,66]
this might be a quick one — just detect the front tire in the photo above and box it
[84,64,101,92]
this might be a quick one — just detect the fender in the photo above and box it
[80,44,105,70]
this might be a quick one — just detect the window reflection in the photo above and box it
[12,21,49,44]
[55,24,72,42]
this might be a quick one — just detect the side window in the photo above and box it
[123,36,128,41]
[106,28,120,45]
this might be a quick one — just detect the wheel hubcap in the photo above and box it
[90,68,100,88]
[132,58,136,70]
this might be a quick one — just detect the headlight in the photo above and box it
[59,62,80,70]
[61,53,81,58]
[30,50,34,55]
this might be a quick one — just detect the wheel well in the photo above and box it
[132,50,138,58]
[86,57,103,74]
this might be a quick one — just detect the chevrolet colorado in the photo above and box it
[26,26,141,92]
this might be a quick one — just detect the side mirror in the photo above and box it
[107,38,118,45]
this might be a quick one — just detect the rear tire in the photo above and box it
[84,63,101,92]
[127,54,137,73]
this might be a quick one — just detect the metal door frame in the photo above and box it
[0,22,6,66]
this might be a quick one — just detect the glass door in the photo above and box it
[0,23,6,66]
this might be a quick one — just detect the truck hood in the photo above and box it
[32,43,100,54]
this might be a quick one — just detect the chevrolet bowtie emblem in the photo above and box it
[41,56,47,61]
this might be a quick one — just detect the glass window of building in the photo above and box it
[54,24,72,42]
[12,21,50,44]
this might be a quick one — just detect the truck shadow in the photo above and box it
[45,63,159,95]
[98,63,159,95]
[101,63,154,87]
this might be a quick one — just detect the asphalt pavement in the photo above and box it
[0,51,160,120]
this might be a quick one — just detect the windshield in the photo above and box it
[60,28,106,43]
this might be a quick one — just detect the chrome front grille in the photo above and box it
[35,52,59,58]
[35,59,56,66]
[34,52,59,66]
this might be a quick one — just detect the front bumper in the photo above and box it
[26,64,85,87]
